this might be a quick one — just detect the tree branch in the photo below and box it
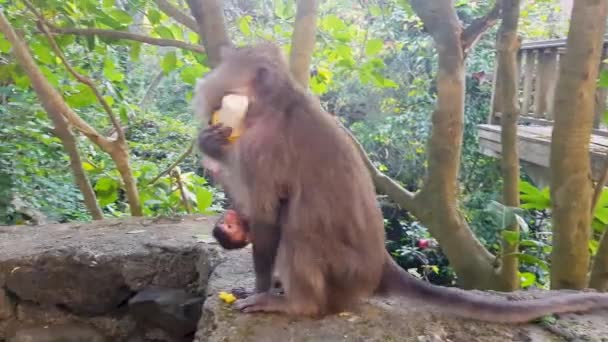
[48,25,206,54]
[186,0,231,67]
[461,1,502,56]
[154,0,199,33]
[26,1,125,142]
[289,0,319,88]
[337,120,419,214]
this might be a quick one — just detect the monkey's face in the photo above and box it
[212,210,250,250]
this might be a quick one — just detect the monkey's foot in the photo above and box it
[234,292,286,314]
[230,287,253,299]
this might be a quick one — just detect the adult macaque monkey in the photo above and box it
[193,41,608,322]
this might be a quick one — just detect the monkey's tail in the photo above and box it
[378,257,608,323]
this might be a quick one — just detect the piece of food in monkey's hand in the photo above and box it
[218,291,237,304]
[211,94,249,143]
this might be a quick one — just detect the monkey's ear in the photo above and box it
[219,44,236,60]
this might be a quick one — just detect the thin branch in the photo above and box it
[48,25,206,54]
[26,2,125,141]
[172,167,193,213]
[147,140,194,185]
[461,1,502,55]
[336,119,419,214]
[155,0,199,32]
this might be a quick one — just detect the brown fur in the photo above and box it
[194,41,608,322]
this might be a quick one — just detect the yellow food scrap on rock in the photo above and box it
[211,94,249,143]
[218,291,237,304]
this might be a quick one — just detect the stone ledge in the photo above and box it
[0,215,223,342]
[1,216,608,342]
[197,249,608,342]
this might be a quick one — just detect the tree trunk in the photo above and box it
[289,0,319,88]
[186,0,230,67]
[550,0,607,290]
[0,10,103,220]
[497,0,522,291]
[51,122,104,220]
[410,0,502,290]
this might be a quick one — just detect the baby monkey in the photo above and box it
[212,209,250,250]
[212,209,284,299]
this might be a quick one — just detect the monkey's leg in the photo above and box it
[250,222,281,293]
[235,240,326,316]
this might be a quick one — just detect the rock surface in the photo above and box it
[2,216,608,342]
[197,248,608,342]
[0,215,222,341]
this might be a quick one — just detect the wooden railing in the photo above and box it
[488,35,608,132]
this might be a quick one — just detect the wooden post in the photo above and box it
[534,49,559,119]
[521,50,535,117]
[489,52,501,124]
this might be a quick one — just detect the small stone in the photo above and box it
[129,287,204,338]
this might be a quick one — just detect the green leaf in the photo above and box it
[365,38,384,56]
[516,253,550,272]
[195,188,213,212]
[519,239,546,248]
[119,106,129,123]
[65,84,96,108]
[82,162,95,171]
[109,9,133,25]
[147,9,161,25]
[180,64,206,85]
[519,272,536,288]
[0,33,11,53]
[161,51,177,74]
[95,177,117,192]
[86,35,96,51]
[598,69,608,88]
[590,239,599,256]
[154,26,175,39]
[383,78,399,88]
[501,230,520,247]
[103,58,125,82]
[238,16,252,36]
[273,0,287,19]
[323,15,347,32]
[130,42,142,61]
[187,31,199,44]
[519,180,551,210]
[31,41,54,65]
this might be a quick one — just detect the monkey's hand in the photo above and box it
[198,124,233,160]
